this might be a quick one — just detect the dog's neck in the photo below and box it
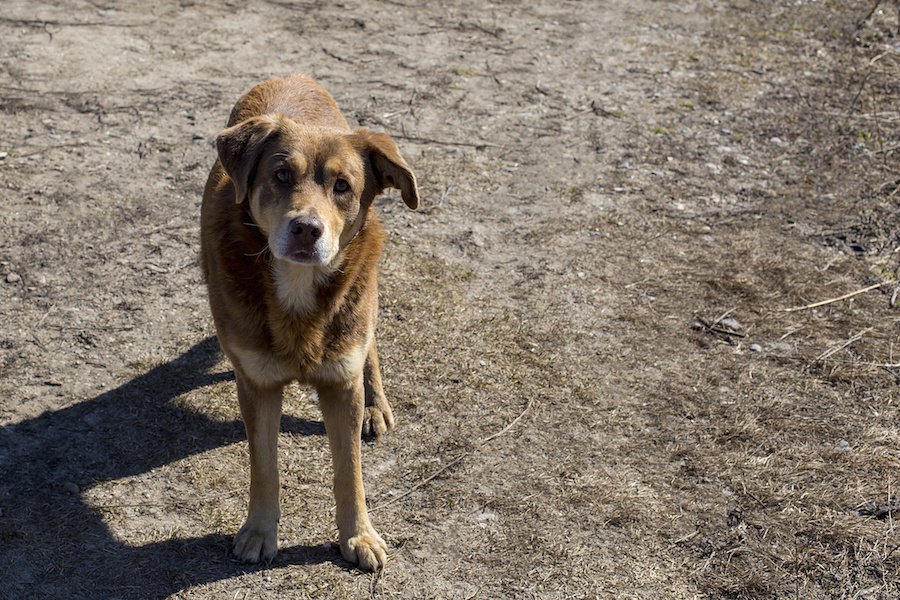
[271,260,336,315]
[339,206,370,249]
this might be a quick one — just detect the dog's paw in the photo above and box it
[232,521,278,564]
[341,530,387,571]
[362,403,394,439]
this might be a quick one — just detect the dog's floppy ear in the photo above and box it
[216,115,282,204]
[352,129,419,210]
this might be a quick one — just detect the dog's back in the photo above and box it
[226,74,349,130]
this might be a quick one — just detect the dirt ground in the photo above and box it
[1,0,898,598]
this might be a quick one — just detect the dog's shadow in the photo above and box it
[0,336,345,599]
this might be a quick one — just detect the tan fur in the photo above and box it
[200,74,418,570]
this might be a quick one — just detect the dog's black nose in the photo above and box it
[289,216,324,245]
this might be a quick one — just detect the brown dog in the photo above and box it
[200,74,418,570]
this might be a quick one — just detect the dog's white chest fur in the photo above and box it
[273,261,323,314]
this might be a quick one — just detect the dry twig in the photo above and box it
[419,184,452,214]
[393,133,503,149]
[692,308,747,341]
[858,0,887,28]
[815,328,874,362]
[783,280,896,312]
[370,399,534,512]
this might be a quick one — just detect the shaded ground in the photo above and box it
[1,1,898,598]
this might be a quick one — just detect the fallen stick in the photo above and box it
[370,399,534,512]
[783,280,896,312]
[815,328,874,362]
[693,309,747,339]
[392,134,503,149]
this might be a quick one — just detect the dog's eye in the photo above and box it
[333,178,350,194]
[274,168,292,185]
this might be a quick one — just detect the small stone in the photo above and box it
[476,509,497,522]
[0,151,8,160]
[720,317,743,331]
[5,272,20,283]
[749,344,762,352]
[769,341,793,353]
[82,409,103,427]
[835,439,851,452]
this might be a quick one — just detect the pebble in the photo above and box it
[749,343,762,352]
[476,509,497,522]
[5,272,21,283]
[768,341,793,353]
[720,317,743,331]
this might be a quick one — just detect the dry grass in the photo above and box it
[1,0,899,598]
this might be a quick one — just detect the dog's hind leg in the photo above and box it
[362,338,394,439]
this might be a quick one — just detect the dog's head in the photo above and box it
[216,115,418,266]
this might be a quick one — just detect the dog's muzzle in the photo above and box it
[277,215,328,263]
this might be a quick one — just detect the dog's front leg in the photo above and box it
[318,377,386,571]
[233,374,284,563]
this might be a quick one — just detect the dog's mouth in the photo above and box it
[283,248,321,264]
[271,230,331,265]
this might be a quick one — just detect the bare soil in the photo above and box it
[1,1,899,598]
